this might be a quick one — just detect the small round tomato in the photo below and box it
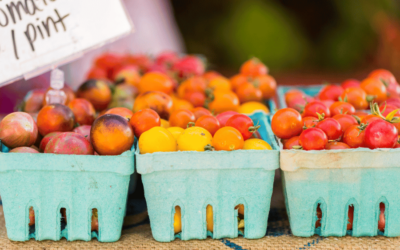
[320,100,335,109]
[226,114,258,140]
[133,91,173,120]
[139,127,177,154]
[361,114,381,125]
[208,77,232,92]
[105,107,133,120]
[325,141,350,150]
[240,58,268,77]
[283,136,300,150]
[130,109,161,138]
[271,108,303,139]
[315,118,342,140]
[302,116,318,129]
[369,69,399,97]
[212,127,244,151]
[379,104,400,117]
[192,107,212,120]
[299,128,328,150]
[360,77,387,103]
[329,101,356,116]
[216,111,239,127]
[236,83,262,103]
[302,101,330,118]
[203,71,222,82]
[230,74,250,91]
[353,111,368,121]
[341,79,360,89]
[195,115,221,136]
[167,127,184,140]
[208,91,240,114]
[243,138,272,150]
[169,109,196,129]
[385,97,400,108]
[177,76,207,98]
[365,119,398,149]
[333,114,358,133]
[342,124,366,148]
[285,89,304,105]
[340,87,368,110]
[183,91,206,107]
[171,98,194,112]
[255,75,277,99]
[138,72,174,94]
[287,95,314,112]
[318,85,344,101]
[177,126,212,152]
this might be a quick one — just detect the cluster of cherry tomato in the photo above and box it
[273,69,400,150]
[137,108,272,154]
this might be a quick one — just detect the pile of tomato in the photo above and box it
[273,69,400,151]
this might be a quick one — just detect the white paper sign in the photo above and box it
[0,0,133,86]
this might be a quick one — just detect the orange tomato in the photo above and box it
[183,91,206,107]
[203,71,222,82]
[208,91,240,114]
[171,98,194,112]
[177,76,207,98]
[191,107,212,120]
[240,57,268,77]
[339,87,368,110]
[169,109,196,128]
[130,109,161,138]
[360,78,387,103]
[212,127,244,151]
[138,72,174,94]
[195,115,221,136]
[236,83,262,103]
[104,107,133,120]
[255,75,276,99]
[133,91,173,120]
[271,108,303,139]
[230,74,250,91]
[208,77,232,92]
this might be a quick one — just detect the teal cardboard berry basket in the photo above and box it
[280,147,400,237]
[136,112,279,242]
[0,145,134,242]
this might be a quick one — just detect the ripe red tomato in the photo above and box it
[226,114,258,140]
[329,101,356,116]
[341,79,360,89]
[195,115,221,136]
[271,108,303,139]
[379,104,400,117]
[302,116,318,129]
[342,125,366,148]
[302,101,331,118]
[183,91,206,107]
[369,69,400,98]
[283,136,300,150]
[240,58,268,77]
[333,114,358,133]
[315,118,342,140]
[325,141,350,150]
[318,85,344,101]
[385,97,400,108]
[216,111,238,127]
[364,119,398,149]
[299,128,328,150]
[130,109,161,138]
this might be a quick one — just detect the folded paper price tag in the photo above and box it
[0,0,134,86]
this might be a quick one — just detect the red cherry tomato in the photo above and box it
[318,85,344,101]
[271,108,303,139]
[169,109,196,129]
[379,104,400,117]
[302,101,330,118]
[315,118,342,140]
[329,101,356,116]
[130,109,161,138]
[342,125,366,148]
[216,111,238,127]
[333,114,358,133]
[299,128,328,150]
[195,115,221,136]
[283,136,300,150]
[302,116,318,129]
[361,114,382,125]
[364,119,398,149]
[325,141,350,150]
[226,114,258,140]
[341,79,360,89]
[369,69,400,98]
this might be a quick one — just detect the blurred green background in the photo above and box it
[171,0,400,75]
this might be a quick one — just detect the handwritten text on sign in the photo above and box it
[0,0,133,86]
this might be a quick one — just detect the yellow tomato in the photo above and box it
[208,77,231,92]
[139,127,176,154]
[206,205,213,232]
[174,206,181,234]
[167,127,185,140]
[177,127,212,152]
[238,102,270,115]
[243,139,272,150]
[160,119,170,128]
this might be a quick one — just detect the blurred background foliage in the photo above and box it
[171,0,400,74]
